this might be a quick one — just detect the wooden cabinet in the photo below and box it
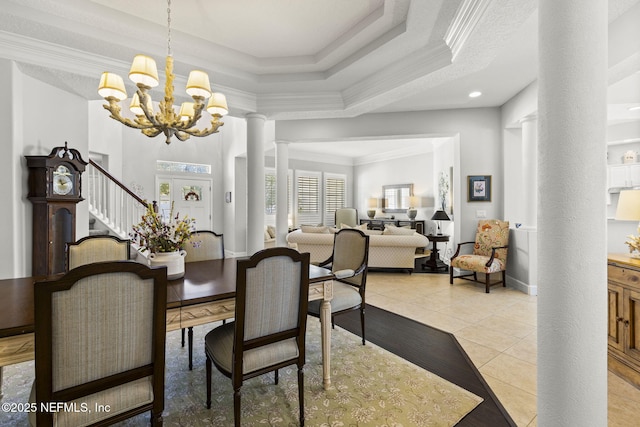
[607,254,640,389]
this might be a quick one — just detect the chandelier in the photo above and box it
[97,0,228,144]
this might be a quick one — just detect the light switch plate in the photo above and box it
[476,210,486,218]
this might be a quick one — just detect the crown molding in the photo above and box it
[445,0,492,61]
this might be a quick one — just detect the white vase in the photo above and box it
[148,250,187,280]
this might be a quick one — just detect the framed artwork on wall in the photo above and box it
[467,175,491,202]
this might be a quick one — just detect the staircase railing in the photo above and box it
[86,160,155,239]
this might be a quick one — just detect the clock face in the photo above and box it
[52,165,74,196]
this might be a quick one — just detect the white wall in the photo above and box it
[2,61,89,278]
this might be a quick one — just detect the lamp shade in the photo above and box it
[431,210,450,221]
[616,190,640,220]
[186,70,212,98]
[368,197,378,209]
[98,72,127,101]
[179,102,195,122]
[207,92,228,116]
[128,54,159,88]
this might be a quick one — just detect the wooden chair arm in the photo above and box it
[317,256,333,268]
[485,245,509,267]
[451,241,475,260]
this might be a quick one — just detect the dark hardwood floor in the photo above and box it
[334,304,517,427]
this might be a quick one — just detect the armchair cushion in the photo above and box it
[308,282,362,314]
[205,321,299,375]
[334,269,355,279]
[451,254,505,273]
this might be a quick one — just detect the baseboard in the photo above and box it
[507,274,537,296]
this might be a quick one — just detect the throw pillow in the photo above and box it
[300,225,330,233]
[264,229,272,240]
[266,225,276,238]
[383,225,416,235]
[340,223,367,231]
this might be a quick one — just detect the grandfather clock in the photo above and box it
[26,143,88,276]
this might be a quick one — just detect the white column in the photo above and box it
[521,114,538,228]
[246,113,266,255]
[538,0,607,426]
[275,140,290,246]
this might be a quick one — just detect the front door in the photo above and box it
[156,176,212,231]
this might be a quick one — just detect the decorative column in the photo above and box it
[521,114,538,228]
[275,140,290,246]
[246,113,266,255]
[538,0,607,426]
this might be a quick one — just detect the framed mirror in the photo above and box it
[382,183,413,213]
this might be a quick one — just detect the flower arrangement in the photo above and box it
[624,231,640,257]
[131,202,195,253]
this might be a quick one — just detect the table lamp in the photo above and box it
[616,189,640,257]
[367,197,377,219]
[430,210,450,235]
[407,196,418,220]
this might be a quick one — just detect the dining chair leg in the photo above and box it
[275,369,279,385]
[502,270,507,287]
[188,327,194,370]
[233,388,242,427]
[485,273,491,293]
[298,366,305,426]
[205,355,212,409]
[181,328,185,347]
[360,306,366,345]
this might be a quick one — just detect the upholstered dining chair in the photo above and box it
[335,207,358,228]
[66,234,131,270]
[204,247,310,427]
[182,230,225,370]
[31,261,167,426]
[184,230,225,262]
[449,219,510,293]
[308,228,369,345]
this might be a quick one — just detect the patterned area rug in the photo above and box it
[0,319,482,426]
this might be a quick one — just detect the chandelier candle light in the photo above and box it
[98,0,228,144]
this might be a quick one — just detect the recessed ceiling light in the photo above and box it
[630,106,640,111]
[468,91,482,98]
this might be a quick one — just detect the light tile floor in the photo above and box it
[365,271,640,427]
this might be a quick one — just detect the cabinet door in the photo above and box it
[624,288,640,363]
[628,164,640,187]
[609,165,628,188]
[608,282,624,351]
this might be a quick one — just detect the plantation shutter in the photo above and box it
[265,171,277,214]
[296,171,321,226]
[324,174,346,227]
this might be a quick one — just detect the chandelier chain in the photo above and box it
[167,0,172,56]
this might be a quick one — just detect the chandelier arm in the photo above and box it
[137,89,163,128]
[102,100,157,131]
[179,119,225,137]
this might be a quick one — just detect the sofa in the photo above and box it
[286,225,429,271]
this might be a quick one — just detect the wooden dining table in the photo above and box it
[0,257,336,397]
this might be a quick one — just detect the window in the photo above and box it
[265,171,277,214]
[156,160,211,174]
[295,170,321,226]
[324,174,346,227]
[265,169,292,221]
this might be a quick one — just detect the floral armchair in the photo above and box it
[449,219,509,293]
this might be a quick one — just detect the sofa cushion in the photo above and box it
[383,225,416,235]
[300,225,330,233]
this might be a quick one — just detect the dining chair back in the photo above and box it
[184,230,225,262]
[308,228,369,344]
[32,261,167,426]
[204,247,310,426]
[66,234,131,270]
[335,207,358,228]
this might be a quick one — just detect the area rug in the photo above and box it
[0,319,482,427]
